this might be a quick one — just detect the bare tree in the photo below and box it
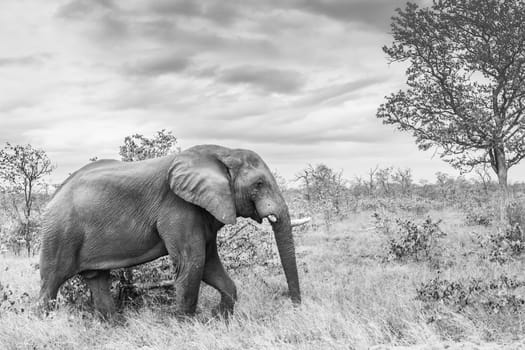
[0,143,54,255]
[295,164,347,219]
[375,167,393,196]
[365,166,379,196]
[272,170,288,193]
[295,168,312,202]
[392,168,413,196]
[475,164,493,195]
[351,176,367,197]
[435,172,454,203]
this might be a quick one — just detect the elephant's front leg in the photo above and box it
[159,223,206,315]
[202,241,237,317]
[173,248,206,315]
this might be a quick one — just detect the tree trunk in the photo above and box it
[23,223,31,257]
[497,168,509,226]
[491,147,509,225]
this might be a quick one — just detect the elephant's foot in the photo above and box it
[83,270,116,320]
[174,292,199,316]
[211,301,234,319]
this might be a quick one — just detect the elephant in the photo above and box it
[39,144,301,317]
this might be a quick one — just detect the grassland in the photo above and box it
[1,209,524,349]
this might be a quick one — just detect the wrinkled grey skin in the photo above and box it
[39,145,300,317]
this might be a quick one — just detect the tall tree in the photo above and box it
[377,0,525,217]
[0,143,54,255]
[119,129,179,162]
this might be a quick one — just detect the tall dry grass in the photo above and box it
[1,209,524,349]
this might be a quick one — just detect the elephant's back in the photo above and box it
[44,157,174,230]
[52,157,172,197]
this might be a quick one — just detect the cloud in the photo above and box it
[291,0,424,31]
[56,2,280,60]
[0,98,40,113]
[147,0,239,25]
[56,0,129,44]
[218,66,306,94]
[0,54,50,67]
[124,53,192,77]
[127,20,281,60]
[296,76,386,107]
[139,0,422,32]
[56,0,116,19]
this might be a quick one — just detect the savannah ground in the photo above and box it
[1,202,525,349]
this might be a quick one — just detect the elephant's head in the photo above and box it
[169,145,301,304]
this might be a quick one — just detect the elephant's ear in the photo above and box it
[168,150,236,225]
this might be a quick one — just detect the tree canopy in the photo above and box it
[0,143,54,218]
[119,129,180,162]
[0,143,54,255]
[377,0,525,190]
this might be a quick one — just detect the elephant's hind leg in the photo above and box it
[39,226,80,309]
[202,241,237,317]
[82,270,115,319]
[39,270,68,310]
[39,258,77,310]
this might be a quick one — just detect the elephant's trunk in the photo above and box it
[269,206,301,304]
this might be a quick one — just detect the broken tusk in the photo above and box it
[267,214,278,223]
[291,217,311,227]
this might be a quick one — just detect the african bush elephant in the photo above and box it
[39,145,301,317]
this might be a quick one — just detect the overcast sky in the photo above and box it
[2,0,524,184]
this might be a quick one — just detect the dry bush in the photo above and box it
[417,275,525,314]
[473,225,525,264]
[374,212,446,263]
[506,199,525,229]
[0,281,31,314]
[218,219,279,273]
[386,217,446,263]
[462,196,497,227]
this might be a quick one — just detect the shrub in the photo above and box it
[417,275,525,313]
[474,224,525,263]
[384,217,446,262]
[360,197,392,212]
[416,277,470,309]
[396,197,432,216]
[465,207,493,226]
[218,219,279,273]
[506,199,525,229]
[58,275,92,311]
[0,281,31,314]
[372,211,395,235]
[463,200,494,226]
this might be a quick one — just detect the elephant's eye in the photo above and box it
[254,180,264,189]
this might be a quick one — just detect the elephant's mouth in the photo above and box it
[253,209,278,224]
